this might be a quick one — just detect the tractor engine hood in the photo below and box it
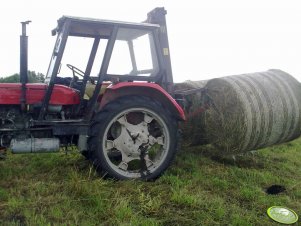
[0,83,80,105]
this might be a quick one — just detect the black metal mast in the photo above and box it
[146,7,174,94]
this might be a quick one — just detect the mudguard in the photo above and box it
[99,82,185,121]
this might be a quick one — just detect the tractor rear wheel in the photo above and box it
[88,96,178,180]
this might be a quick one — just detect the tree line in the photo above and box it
[0,71,45,83]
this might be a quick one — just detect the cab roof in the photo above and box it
[53,15,160,39]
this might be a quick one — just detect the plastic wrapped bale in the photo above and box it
[204,69,301,154]
[174,80,209,145]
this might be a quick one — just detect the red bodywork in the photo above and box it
[0,82,185,121]
[0,83,79,105]
[101,82,186,121]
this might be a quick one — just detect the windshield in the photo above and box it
[46,22,160,82]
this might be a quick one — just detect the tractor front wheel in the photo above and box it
[88,96,178,180]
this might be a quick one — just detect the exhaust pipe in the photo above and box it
[20,21,31,111]
[10,138,60,153]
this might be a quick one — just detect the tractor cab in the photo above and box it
[42,12,171,120]
[48,16,162,83]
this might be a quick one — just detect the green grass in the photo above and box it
[1,139,301,225]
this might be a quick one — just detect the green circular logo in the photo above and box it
[267,206,298,224]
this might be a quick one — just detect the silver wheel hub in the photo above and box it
[103,108,169,177]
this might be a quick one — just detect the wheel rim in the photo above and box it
[102,107,170,178]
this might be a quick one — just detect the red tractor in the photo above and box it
[0,8,185,180]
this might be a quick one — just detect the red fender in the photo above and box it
[99,82,185,121]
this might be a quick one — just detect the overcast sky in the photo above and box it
[1,0,301,82]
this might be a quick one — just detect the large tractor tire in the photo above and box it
[88,96,179,180]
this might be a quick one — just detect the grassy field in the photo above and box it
[0,138,301,225]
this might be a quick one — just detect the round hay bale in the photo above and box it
[174,80,207,93]
[204,69,301,154]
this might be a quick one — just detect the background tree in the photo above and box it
[0,71,45,83]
